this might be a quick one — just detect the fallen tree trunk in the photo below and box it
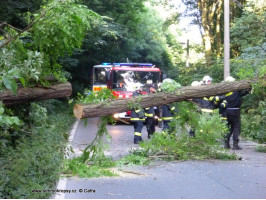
[73,79,257,119]
[0,82,72,106]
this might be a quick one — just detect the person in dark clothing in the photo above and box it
[220,76,250,150]
[197,76,222,113]
[130,85,145,144]
[145,84,157,138]
[162,103,177,132]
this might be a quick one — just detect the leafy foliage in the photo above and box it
[231,1,266,57]
[229,1,266,143]
[117,152,150,166]
[161,79,181,92]
[62,156,116,178]
[77,88,115,104]
[133,102,237,161]
[0,100,75,199]
[30,0,100,61]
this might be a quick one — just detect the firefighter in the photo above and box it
[156,82,163,128]
[130,85,145,144]
[202,75,213,85]
[190,78,224,136]
[162,103,177,132]
[161,79,178,132]
[145,84,157,138]
[220,76,250,150]
[197,75,221,114]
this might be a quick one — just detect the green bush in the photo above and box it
[0,100,75,199]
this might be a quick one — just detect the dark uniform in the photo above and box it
[195,96,221,114]
[162,103,177,131]
[145,86,157,138]
[219,90,249,150]
[145,106,156,138]
[130,90,145,144]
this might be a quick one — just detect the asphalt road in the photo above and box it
[54,118,266,199]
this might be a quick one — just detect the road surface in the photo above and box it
[54,118,266,199]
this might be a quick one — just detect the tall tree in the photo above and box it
[182,0,246,66]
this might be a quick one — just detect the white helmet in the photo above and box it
[202,75,213,82]
[225,76,235,82]
[162,78,174,84]
[191,81,201,86]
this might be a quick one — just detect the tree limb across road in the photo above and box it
[0,82,72,106]
[74,79,259,119]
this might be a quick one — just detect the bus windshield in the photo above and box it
[112,70,160,92]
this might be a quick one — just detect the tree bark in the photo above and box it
[0,82,72,106]
[74,79,256,119]
[216,0,223,58]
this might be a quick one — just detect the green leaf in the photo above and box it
[0,107,4,115]
[6,117,13,125]
[3,77,18,94]
[12,117,22,125]
[19,77,26,87]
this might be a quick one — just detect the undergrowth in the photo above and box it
[0,100,75,199]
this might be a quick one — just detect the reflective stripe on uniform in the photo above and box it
[225,92,233,97]
[209,96,214,101]
[130,118,145,121]
[222,117,227,120]
[170,107,175,111]
[135,109,141,113]
[162,117,173,120]
[145,113,153,117]
[145,107,150,110]
[158,118,162,121]
[134,132,141,136]
[201,108,214,113]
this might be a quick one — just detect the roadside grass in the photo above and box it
[0,100,75,199]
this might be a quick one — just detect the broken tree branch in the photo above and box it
[0,82,72,106]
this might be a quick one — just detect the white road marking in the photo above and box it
[53,119,80,199]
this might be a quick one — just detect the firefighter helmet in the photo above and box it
[225,76,235,82]
[202,75,213,82]
[191,81,201,86]
[202,75,213,84]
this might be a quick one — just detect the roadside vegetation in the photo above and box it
[0,100,75,198]
[0,0,265,198]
